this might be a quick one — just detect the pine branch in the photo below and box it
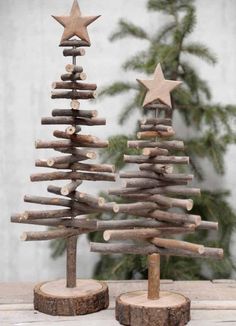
[110,19,150,42]
[182,42,217,65]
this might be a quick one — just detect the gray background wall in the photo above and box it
[0,0,235,282]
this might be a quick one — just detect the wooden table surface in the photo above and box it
[1,279,236,325]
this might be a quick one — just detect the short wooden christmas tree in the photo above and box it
[91,63,223,326]
[11,0,116,316]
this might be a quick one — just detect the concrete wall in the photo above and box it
[0,0,235,282]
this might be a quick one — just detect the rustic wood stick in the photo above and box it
[52,109,98,118]
[53,130,108,147]
[90,242,224,259]
[114,202,158,214]
[63,48,85,56]
[197,220,218,230]
[65,64,83,73]
[125,178,187,189]
[51,90,97,100]
[70,100,80,110]
[157,173,194,182]
[42,116,105,126]
[149,194,193,211]
[142,147,169,156]
[46,155,86,167]
[66,235,77,288]
[137,130,175,139]
[22,209,73,220]
[21,228,80,241]
[124,155,189,165]
[55,148,96,160]
[150,237,205,254]
[61,72,87,81]
[35,139,75,149]
[140,118,171,126]
[148,253,160,300]
[139,163,173,174]
[12,214,97,229]
[96,219,167,230]
[103,226,195,241]
[128,140,184,150]
[148,210,201,225]
[31,171,116,182]
[36,160,114,173]
[65,125,82,135]
[24,195,72,207]
[52,81,97,91]
[139,125,173,132]
[61,180,82,196]
[120,171,188,181]
[60,40,90,47]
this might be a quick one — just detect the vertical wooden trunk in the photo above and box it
[148,253,160,300]
[66,235,78,288]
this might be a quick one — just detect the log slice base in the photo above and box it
[34,279,109,316]
[116,290,190,326]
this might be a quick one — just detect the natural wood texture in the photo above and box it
[90,242,224,259]
[109,186,201,196]
[42,116,105,125]
[34,279,108,316]
[116,290,190,326]
[139,163,173,174]
[53,130,108,147]
[65,64,83,73]
[140,117,172,125]
[137,129,175,139]
[128,140,184,150]
[148,254,160,300]
[52,81,97,91]
[52,0,100,45]
[20,228,79,241]
[30,171,116,182]
[36,160,114,172]
[63,48,86,57]
[125,179,187,189]
[142,147,169,156]
[66,236,77,288]
[139,124,173,133]
[24,194,72,207]
[149,194,193,210]
[66,124,81,135]
[52,108,97,118]
[151,238,205,254]
[51,90,97,100]
[137,63,181,108]
[22,209,72,220]
[96,219,166,230]
[124,154,189,165]
[61,72,87,81]
[61,180,82,195]
[103,226,195,241]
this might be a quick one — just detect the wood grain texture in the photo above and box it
[34,279,109,316]
[116,290,190,326]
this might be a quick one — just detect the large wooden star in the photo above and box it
[52,0,100,45]
[137,63,182,108]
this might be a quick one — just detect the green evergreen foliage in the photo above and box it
[89,0,236,280]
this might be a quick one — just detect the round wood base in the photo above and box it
[116,290,190,326]
[34,279,109,316]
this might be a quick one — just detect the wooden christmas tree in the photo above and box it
[11,0,116,316]
[91,63,223,326]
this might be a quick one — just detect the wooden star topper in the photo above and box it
[137,63,182,108]
[52,0,100,45]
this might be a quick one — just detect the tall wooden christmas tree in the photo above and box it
[11,0,116,316]
[91,63,223,326]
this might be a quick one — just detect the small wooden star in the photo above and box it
[52,0,100,45]
[137,63,182,108]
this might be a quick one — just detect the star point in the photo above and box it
[137,63,182,108]
[52,0,100,45]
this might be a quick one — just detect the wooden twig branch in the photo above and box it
[31,171,116,182]
[24,195,72,207]
[150,237,205,254]
[128,140,184,150]
[21,228,80,241]
[42,116,105,126]
[65,64,83,73]
[22,209,73,220]
[61,180,82,196]
[51,90,97,100]
[124,178,187,189]
[63,48,86,56]
[60,39,90,47]
[142,147,169,156]
[61,72,87,81]
[52,109,98,118]
[124,154,189,165]
[90,242,224,259]
[139,163,173,174]
[52,81,97,91]
[137,130,175,139]
[140,118,171,126]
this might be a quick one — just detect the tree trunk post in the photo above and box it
[147,253,160,300]
[66,235,78,288]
